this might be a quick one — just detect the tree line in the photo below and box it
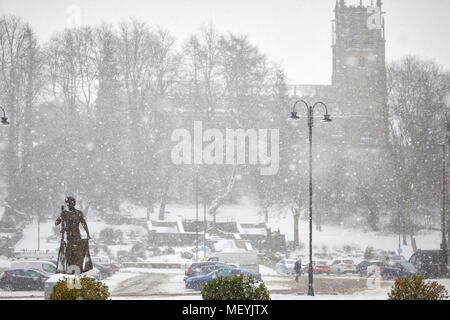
[0,15,448,246]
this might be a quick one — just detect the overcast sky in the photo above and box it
[0,0,449,84]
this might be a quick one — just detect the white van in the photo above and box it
[208,250,259,273]
[10,260,57,275]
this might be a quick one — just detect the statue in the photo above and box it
[55,196,93,274]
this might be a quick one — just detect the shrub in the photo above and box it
[99,228,123,245]
[130,243,147,259]
[49,276,110,300]
[343,245,353,254]
[148,247,162,257]
[162,247,176,255]
[388,275,448,300]
[201,274,270,300]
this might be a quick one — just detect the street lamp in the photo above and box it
[288,99,332,296]
[440,144,447,275]
[0,107,9,125]
[428,143,448,274]
[195,165,199,263]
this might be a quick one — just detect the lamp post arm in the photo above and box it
[312,101,330,115]
[292,99,310,114]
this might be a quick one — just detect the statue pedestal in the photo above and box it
[44,274,96,300]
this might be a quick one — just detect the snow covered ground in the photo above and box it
[12,203,441,261]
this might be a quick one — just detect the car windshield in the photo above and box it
[24,269,41,277]
[201,266,214,272]
[42,263,56,273]
[285,260,296,264]
[217,269,234,277]
[318,261,328,265]
[343,260,354,264]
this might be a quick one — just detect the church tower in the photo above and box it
[332,0,387,145]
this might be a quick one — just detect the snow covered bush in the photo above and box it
[130,243,147,260]
[201,274,270,300]
[49,277,110,300]
[388,275,448,300]
[162,247,176,255]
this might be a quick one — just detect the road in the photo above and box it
[108,271,394,298]
[0,271,395,300]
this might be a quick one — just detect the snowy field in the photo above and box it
[13,203,442,259]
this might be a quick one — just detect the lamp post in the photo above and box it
[429,143,448,273]
[195,165,199,263]
[441,143,447,274]
[288,100,332,296]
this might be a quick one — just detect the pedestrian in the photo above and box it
[294,258,302,282]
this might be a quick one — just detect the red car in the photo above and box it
[304,261,331,274]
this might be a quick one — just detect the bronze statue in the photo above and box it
[55,196,93,274]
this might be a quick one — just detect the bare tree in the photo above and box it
[0,16,41,215]
[387,56,449,251]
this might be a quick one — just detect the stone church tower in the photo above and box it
[331,0,387,145]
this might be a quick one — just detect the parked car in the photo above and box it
[366,261,416,280]
[109,262,120,274]
[10,260,56,276]
[91,256,120,275]
[381,262,417,280]
[409,249,447,278]
[185,262,220,278]
[357,260,381,277]
[382,255,407,264]
[93,262,113,279]
[197,263,236,275]
[184,262,236,281]
[331,259,357,274]
[185,267,262,290]
[275,259,297,275]
[304,261,331,274]
[0,268,49,291]
[86,267,102,279]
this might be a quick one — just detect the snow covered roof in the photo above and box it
[213,239,237,252]
[241,228,267,235]
[221,247,247,253]
[149,226,178,233]
[147,220,179,233]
